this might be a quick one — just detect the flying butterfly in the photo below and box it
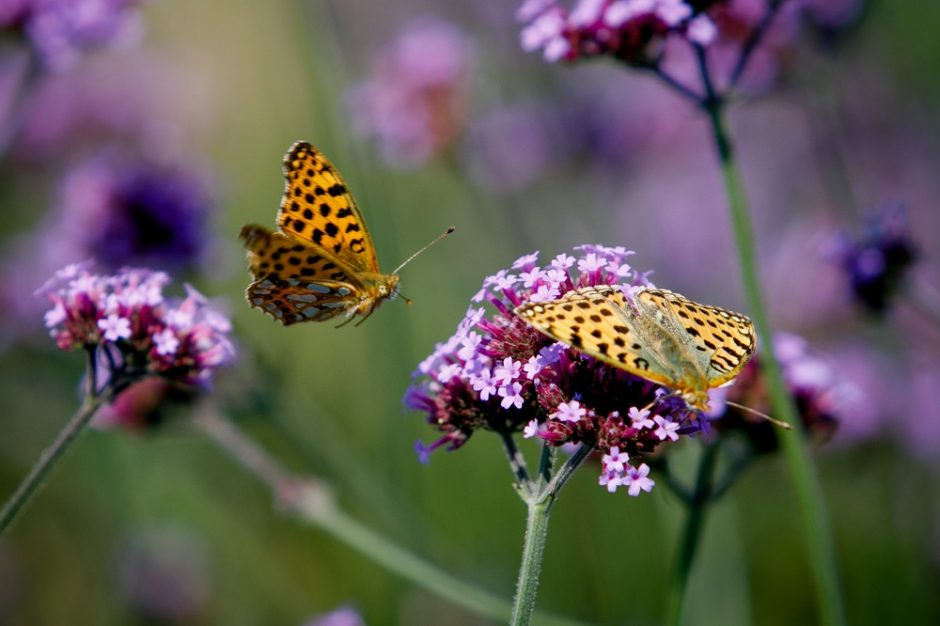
[515,285,760,416]
[240,141,452,326]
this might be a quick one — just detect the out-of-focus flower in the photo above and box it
[517,0,721,65]
[0,147,216,347]
[1,0,147,71]
[115,524,211,622]
[10,58,175,163]
[38,263,235,388]
[0,0,31,28]
[828,206,917,314]
[461,102,563,194]
[301,606,366,626]
[46,149,215,273]
[714,333,859,452]
[348,17,474,168]
[92,376,195,429]
[407,245,712,497]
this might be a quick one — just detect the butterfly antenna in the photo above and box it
[391,227,456,275]
[725,400,792,430]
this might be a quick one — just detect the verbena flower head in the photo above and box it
[828,206,917,314]
[39,263,235,388]
[4,0,147,71]
[348,17,474,168]
[517,0,721,65]
[407,245,713,496]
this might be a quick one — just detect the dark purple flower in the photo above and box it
[0,0,31,29]
[829,206,917,314]
[42,149,215,274]
[39,263,235,388]
[406,245,707,496]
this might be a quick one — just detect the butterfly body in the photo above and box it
[240,141,399,326]
[515,285,756,413]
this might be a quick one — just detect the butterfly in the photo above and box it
[514,285,756,414]
[241,141,450,326]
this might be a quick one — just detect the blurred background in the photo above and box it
[0,1,939,624]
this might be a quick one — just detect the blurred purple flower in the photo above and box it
[462,102,563,194]
[348,17,475,168]
[115,524,211,622]
[38,263,235,388]
[407,245,711,497]
[714,333,860,451]
[10,58,172,163]
[828,206,917,314]
[92,376,195,430]
[48,149,215,274]
[2,0,147,71]
[301,606,365,626]
[0,0,30,28]
[2,148,214,294]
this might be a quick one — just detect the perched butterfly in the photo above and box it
[514,285,756,414]
[240,141,451,326]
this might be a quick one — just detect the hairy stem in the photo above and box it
[511,499,553,626]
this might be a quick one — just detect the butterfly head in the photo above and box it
[680,389,712,416]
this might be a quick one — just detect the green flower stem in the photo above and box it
[698,51,847,626]
[665,443,720,626]
[0,349,113,536]
[511,499,552,626]
[510,444,592,626]
[193,409,586,626]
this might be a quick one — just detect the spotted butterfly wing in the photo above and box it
[240,142,398,326]
[514,285,756,411]
[276,141,378,272]
[633,288,755,388]
[514,285,681,387]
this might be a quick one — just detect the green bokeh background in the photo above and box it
[1,2,939,624]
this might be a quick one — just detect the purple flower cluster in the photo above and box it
[348,17,474,168]
[2,0,146,71]
[518,0,720,64]
[39,263,234,388]
[406,245,704,497]
[518,0,866,90]
[829,206,917,314]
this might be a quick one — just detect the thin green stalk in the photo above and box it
[0,349,113,535]
[511,499,552,626]
[697,49,847,626]
[665,443,720,626]
[193,409,586,626]
[509,444,592,625]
